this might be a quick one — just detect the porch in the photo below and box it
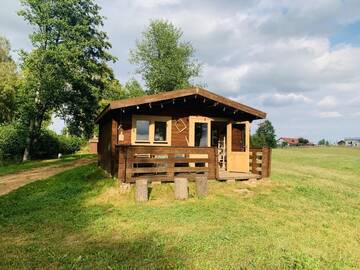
[115,145,271,183]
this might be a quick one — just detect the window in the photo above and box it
[136,120,150,142]
[154,121,167,142]
[132,115,171,145]
[232,123,246,152]
[195,123,208,147]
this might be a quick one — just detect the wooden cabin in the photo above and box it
[96,87,271,183]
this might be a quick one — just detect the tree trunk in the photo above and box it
[22,119,35,162]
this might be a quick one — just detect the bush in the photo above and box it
[58,135,84,155]
[0,125,84,163]
[0,124,26,164]
[31,130,84,159]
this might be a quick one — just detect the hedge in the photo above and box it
[0,124,84,164]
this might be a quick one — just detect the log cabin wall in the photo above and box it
[98,115,113,175]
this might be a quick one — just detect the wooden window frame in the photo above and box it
[131,115,172,146]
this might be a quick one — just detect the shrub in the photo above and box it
[58,135,84,155]
[0,124,26,164]
[31,131,84,159]
[0,125,84,163]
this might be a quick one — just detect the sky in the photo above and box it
[1,0,360,143]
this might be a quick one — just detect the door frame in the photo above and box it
[226,121,250,172]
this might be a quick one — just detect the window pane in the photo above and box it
[154,121,167,141]
[195,123,208,147]
[136,120,149,141]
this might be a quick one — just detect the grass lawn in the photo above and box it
[0,154,95,177]
[0,147,359,269]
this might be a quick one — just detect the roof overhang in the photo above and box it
[96,87,266,123]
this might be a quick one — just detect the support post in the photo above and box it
[174,177,188,200]
[195,175,208,197]
[135,179,148,202]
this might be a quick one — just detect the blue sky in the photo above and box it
[1,0,360,143]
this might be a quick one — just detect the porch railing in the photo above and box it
[249,147,272,178]
[116,145,218,183]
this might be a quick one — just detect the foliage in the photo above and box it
[130,19,201,94]
[251,120,277,148]
[0,124,84,163]
[99,78,145,112]
[0,37,21,124]
[298,137,309,145]
[31,130,84,159]
[0,124,27,164]
[280,141,289,148]
[123,78,145,98]
[1,147,360,269]
[18,0,116,159]
[318,139,330,146]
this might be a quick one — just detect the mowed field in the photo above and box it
[0,147,359,269]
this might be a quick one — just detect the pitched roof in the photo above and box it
[96,87,266,123]
[279,137,299,145]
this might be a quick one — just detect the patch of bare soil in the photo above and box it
[0,158,96,196]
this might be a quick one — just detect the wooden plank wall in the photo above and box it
[98,116,113,175]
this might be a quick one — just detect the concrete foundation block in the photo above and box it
[195,176,208,197]
[135,179,148,202]
[174,177,188,200]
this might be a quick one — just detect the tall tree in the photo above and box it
[130,19,201,94]
[251,120,277,148]
[19,0,116,160]
[0,37,20,124]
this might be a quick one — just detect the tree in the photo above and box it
[251,120,277,148]
[0,37,20,124]
[130,19,201,94]
[318,139,326,145]
[99,78,145,112]
[298,137,309,145]
[123,78,145,98]
[19,0,116,160]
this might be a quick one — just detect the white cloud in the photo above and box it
[319,111,343,118]
[262,93,312,107]
[133,0,180,8]
[349,96,360,107]
[317,96,337,109]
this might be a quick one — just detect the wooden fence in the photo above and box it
[249,147,272,178]
[116,145,218,183]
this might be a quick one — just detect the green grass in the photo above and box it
[0,153,95,176]
[0,147,359,269]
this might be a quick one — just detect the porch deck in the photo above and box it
[218,170,261,181]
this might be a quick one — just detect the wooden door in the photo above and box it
[226,121,250,172]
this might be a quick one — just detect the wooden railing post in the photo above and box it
[261,147,271,178]
[251,149,257,174]
[117,145,127,182]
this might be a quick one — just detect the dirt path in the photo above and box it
[0,158,96,196]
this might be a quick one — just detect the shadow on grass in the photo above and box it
[0,164,187,270]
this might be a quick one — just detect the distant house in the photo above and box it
[277,137,299,147]
[337,140,345,146]
[344,138,360,147]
